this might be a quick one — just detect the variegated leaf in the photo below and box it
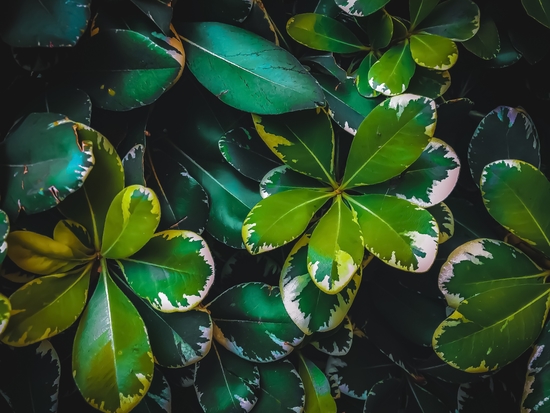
[260,165,329,198]
[428,202,454,243]
[0,293,10,336]
[255,360,305,413]
[311,316,354,356]
[299,353,337,413]
[368,40,416,96]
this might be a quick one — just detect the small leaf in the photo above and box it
[416,0,480,41]
[355,52,380,98]
[366,9,393,49]
[101,185,161,259]
[0,293,11,336]
[208,282,305,362]
[428,202,454,243]
[132,0,173,34]
[368,40,416,96]
[410,32,458,70]
[260,165,328,198]
[53,219,94,258]
[255,359,305,413]
[311,315,354,355]
[407,67,451,98]
[243,188,333,254]
[0,210,9,266]
[334,0,390,17]
[301,53,348,82]
[462,15,500,60]
[286,13,367,53]
[133,367,172,413]
[298,353,337,413]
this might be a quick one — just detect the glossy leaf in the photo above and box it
[462,15,500,60]
[0,113,94,221]
[368,40,416,96]
[194,341,260,413]
[53,219,94,258]
[0,210,9,266]
[1,263,91,346]
[407,67,451,98]
[0,0,91,47]
[311,316,354,356]
[523,318,550,411]
[366,9,393,49]
[522,0,550,28]
[469,106,540,186]
[24,87,93,125]
[260,165,329,198]
[208,282,304,362]
[433,283,550,372]
[243,188,332,254]
[58,123,124,250]
[301,53,348,82]
[101,185,161,259]
[286,13,367,53]
[123,145,146,187]
[416,0,480,41]
[429,202,454,243]
[179,21,324,114]
[0,293,10,336]
[308,196,364,294]
[281,233,361,334]
[255,359,305,413]
[313,73,383,135]
[334,0,390,16]
[118,230,214,312]
[252,109,336,185]
[347,194,439,272]
[481,160,550,257]
[410,32,458,70]
[485,30,522,68]
[132,0,173,34]
[439,238,549,309]
[342,94,437,189]
[133,368,172,413]
[409,0,440,29]
[299,353,337,413]
[355,52,380,98]
[73,269,154,413]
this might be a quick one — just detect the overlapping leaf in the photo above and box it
[260,165,328,198]
[368,40,416,96]
[254,360,305,413]
[298,353,337,413]
[311,316,354,356]
[416,0,480,41]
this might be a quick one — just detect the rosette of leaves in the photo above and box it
[242,94,461,300]
[1,120,215,413]
[433,160,550,373]
[286,0,480,97]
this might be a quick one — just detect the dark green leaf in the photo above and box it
[133,367,171,413]
[521,0,550,28]
[23,87,92,125]
[334,0,390,17]
[409,0,440,29]
[407,67,451,98]
[255,360,305,413]
[523,318,550,412]
[363,378,402,413]
[0,210,9,266]
[462,15,500,60]
[355,52,380,98]
[429,202,454,243]
[311,315,354,355]
[416,0,480,41]
[366,9,393,49]
[302,53,348,82]
[260,165,328,198]
[131,0,173,34]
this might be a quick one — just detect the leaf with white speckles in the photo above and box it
[367,41,416,96]
[334,0,389,17]
[208,282,304,362]
[0,210,9,266]
[260,165,328,198]
[118,230,214,313]
[133,367,172,413]
[428,202,454,243]
[311,316,354,356]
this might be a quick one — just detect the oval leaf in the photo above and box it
[368,40,416,96]
[311,315,354,356]
[522,0,550,28]
[410,32,458,70]
[298,353,337,413]
[407,67,451,98]
[355,52,380,98]
[260,165,328,198]
[416,0,480,41]
[462,15,500,60]
[255,359,305,413]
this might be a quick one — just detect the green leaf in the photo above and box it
[243,188,333,254]
[416,0,480,41]
[7,230,92,275]
[342,94,436,189]
[286,13,367,53]
[123,145,146,187]
[0,0,91,47]
[433,283,550,372]
[363,378,402,413]
[260,165,329,198]
[178,21,324,115]
[523,318,550,411]
[311,315,354,355]
[366,9,393,49]
[0,293,11,336]
[118,230,214,312]
[308,196,364,294]
[162,141,261,249]
[439,238,549,309]
[347,194,439,272]
[313,73,383,135]
[1,263,92,346]
[354,138,460,208]
[239,0,279,44]
[131,0,173,34]
[481,160,550,257]
[208,282,305,362]
[23,87,93,125]
[58,123,124,250]
[133,367,172,413]
[75,25,184,111]
[407,66,451,98]
[334,0,390,17]
[147,149,209,234]
[326,334,399,400]
[428,202,454,243]
[101,185,161,259]
[53,219,94,258]
[355,52,380,98]
[409,0,440,29]
[485,30,522,68]
[0,210,9,266]
[301,53,348,82]
[255,359,305,413]
[194,341,260,413]
[410,32,458,70]
[281,232,362,334]
[521,0,550,28]
[462,15,500,60]
[299,353,337,413]
[0,113,94,222]
[252,108,336,185]
[73,268,154,413]
[469,106,540,186]
[368,40,416,96]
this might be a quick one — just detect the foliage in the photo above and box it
[0,0,550,412]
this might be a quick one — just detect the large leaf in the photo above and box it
[286,13,367,53]
[101,185,161,259]
[118,230,214,312]
[73,268,154,413]
[58,123,124,250]
[75,24,184,111]
[481,160,550,257]
[410,32,458,70]
[208,282,305,362]
[354,138,460,208]
[0,210,9,266]
[178,21,324,114]
[0,113,94,221]
[368,40,416,96]
[255,359,305,413]
[1,263,92,346]
[334,0,390,16]
[194,341,260,413]
[260,165,328,198]
[281,232,361,334]
[439,238,549,309]
[347,194,439,272]
[469,106,540,186]
[243,188,333,254]
[342,94,436,189]
[298,353,337,413]
[0,0,91,47]
[462,15,500,60]
[308,196,364,294]
[252,109,336,185]
[416,0,480,41]
[522,0,550,28]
